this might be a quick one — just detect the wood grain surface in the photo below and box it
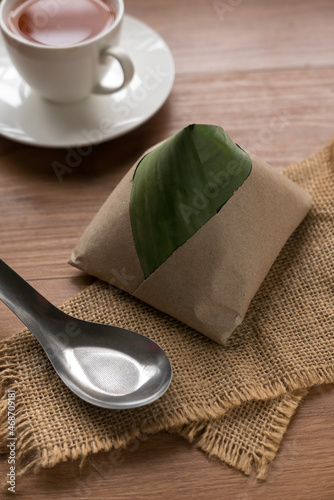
[0,0,334,498]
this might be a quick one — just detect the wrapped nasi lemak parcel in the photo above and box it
[69,124,312,345]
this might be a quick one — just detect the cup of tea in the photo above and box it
[0,0,134,103]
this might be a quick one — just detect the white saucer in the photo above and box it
[0,15,175,148]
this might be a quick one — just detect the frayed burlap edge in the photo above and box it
[0,344,40,486]
[1,312,333,484]
[255,389,308,480]
[176,389,308,480]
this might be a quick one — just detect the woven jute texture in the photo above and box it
[1,142,334,482]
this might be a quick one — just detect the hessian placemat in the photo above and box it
[0,140,334,484]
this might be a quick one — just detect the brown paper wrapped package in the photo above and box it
[69,148,312,344]
[1,141,333,483]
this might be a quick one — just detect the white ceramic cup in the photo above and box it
[0,0,134,103]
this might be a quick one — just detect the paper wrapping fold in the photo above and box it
[70,163,144,293]
[70,148,312,344]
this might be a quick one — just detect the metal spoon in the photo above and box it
[0,259,172,409]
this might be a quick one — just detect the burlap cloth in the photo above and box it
[1,141,334,482]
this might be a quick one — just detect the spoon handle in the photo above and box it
[0,258,59,342]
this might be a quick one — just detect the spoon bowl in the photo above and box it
[0,259,172,409]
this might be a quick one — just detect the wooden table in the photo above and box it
[1,0,334,498]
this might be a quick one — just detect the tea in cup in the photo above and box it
[0,0,134,103]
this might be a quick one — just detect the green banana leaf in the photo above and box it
[129,124,252,278]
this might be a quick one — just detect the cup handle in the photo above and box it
[93,46,134,95]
